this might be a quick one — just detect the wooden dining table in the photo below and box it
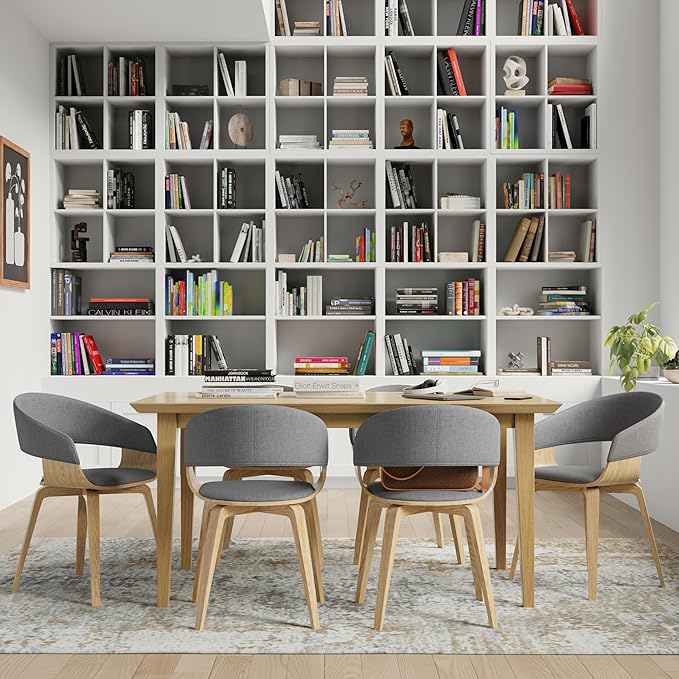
[131,391,561,609]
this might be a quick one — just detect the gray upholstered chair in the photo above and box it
[12,393,157,606]
[353,405,501,630]
[184,405,328,630]
[509,392,665,600]
[350,385,466,567]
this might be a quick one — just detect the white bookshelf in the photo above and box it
[47,0,600,390]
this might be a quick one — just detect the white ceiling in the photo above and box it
[9,0,271,43]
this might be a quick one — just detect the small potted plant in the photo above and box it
[605,303,677,392]
[663,351,679,384]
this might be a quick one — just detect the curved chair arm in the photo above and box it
[608,400,664,462]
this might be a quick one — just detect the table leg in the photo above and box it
[515,413,536,608]
[156,413,178,607]
[493,415,511,570]
[180,429,194,572]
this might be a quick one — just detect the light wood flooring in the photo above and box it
[1,487,678,679]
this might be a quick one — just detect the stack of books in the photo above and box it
[446,279,481,316]
[128,110,153,150]
[63,189,101,210]
[88,297,154,316]
[332,76,368,96]
[326,297,373,316]
[229,221,264,263]
[329,130,373,149]
[385,333,416,375]
[548,250,577,263]
[292,376,364,398]
[436,109,465,150]
[166,271,233,316]
[326,0,348,36]
[355,227,375,262]
[51,270,82,315]
[503,173,545,210]
[503,215,546,263]
[496,107,519,150]
[278,134,321,150]
[50,332,105,375]
[294,356,350,376]
[421,349,482,376]
[107,56,148,95]
[551,360,593,376]
[548,172,571,209]
[106,169,135,209]
[109,246,154,264]
[279,79,323,96]
[328,254,352,263]
[165,334,229,376]
[440,194,481,210]
[199,369,282,399]
[384,50,409,95]
[537,286,592,316]
[396,287,438,315]
[548,77,592,96]
[164,174,191,209]
[275,170,311,209]
[293,20,321,35]
[276,272,323,316]
[388,221,433,263]
[55,106,100,150]
[437,49,467,96]
[219,167,236,209]
[104,358,154,376]
[385,162,418,209]
[298,236,324,263]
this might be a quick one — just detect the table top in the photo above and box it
[131,391,562,416]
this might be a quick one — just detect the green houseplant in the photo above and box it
[605,303,677,391]
[663,351,679,384]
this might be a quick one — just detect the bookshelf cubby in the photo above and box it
[49,0,601,385]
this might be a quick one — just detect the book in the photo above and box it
[504,217,531,262]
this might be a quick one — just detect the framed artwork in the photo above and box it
[0,137,30,289]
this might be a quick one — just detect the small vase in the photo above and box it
[664,369,679,384]
[13,225,24,268]
[5,195,14,265]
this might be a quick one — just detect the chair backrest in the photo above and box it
[353,405,500,468]
[534,392,664,463]
[184,405,328,468]
[13,393,157,465]
[348,384,410,445]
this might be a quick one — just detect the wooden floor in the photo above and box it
[1,487,678,679]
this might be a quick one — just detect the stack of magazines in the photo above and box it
[198,369,283,398]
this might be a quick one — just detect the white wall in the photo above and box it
[0,0,50,509]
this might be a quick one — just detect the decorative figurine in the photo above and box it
[189,253,203,263]
[227,113,254,149]
[506,351,526,370]
[332,180,368,209]
[70,221,89,262]
[499,304,534,316]
[503,56,529,96]
[395,118,419,149]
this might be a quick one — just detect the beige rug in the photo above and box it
[0,537,677,654]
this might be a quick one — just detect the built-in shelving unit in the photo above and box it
[48,0,600,383]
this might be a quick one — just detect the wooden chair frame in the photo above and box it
[508,450,665,600]
[186,465,328,631]
[12,449,158,607]
[354,465,499,631]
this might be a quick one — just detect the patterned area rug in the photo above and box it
[0,537,677,654]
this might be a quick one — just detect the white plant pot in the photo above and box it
[664,369,679,384]
[5,195,14,265]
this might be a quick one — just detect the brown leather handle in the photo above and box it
[380,466,425,482]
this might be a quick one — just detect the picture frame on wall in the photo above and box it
[0,136,30,289]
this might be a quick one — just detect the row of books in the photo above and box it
[166,271,233,316]
[549,172,572,209]
[63,189,101,210]
[388,222,433,263]
[446,279,482,316]
[551,102,597,151]
[436,49,467,96]
[276,272,323,316]
[279,135,320,150]
[503,174,545,210]
[537,285,591,316]
[545,0,585,37]
[385,333,416,375]
[219,167,236,209]
[496,107,520,150]
[517,0,546,36]
[217,52,247,97]
[129,110,153,150]
[298,236,325,263]
[326,0,348,35]
[55,106,100,150]
[326,297,373,316]
[436,109,465,150]
[396,287,437,315]
[107,56,149,96]
[166,335,229,376]
[57,53,87,96]
[422,350,482,376]
[503,216,545,262]
[279,79,323,96]
[385,161,418,209]
[106,170,135,209]
[166,112,213,150]
[229,221,265,263]
[457,0,486,35]
[355,228,376,262]
[330,130,373,149]
[51,269,81,315]
[109,246,154,264]
[275,170,311,209]
[165,174,192,209]
[384,50,410,96]
[50,333,103,375]
[333,76,368,97]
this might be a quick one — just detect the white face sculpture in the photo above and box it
[503,56,530,91]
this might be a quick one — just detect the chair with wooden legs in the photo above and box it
[353,405,501,630]
[184,405,328,630]
[12,393,157,607]
[508,392,665,600]
[349,385,466,567]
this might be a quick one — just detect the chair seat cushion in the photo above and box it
[83,467,155,487]
[535,465,603,485]
[199,479,315,502]
[367,480,483,503]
